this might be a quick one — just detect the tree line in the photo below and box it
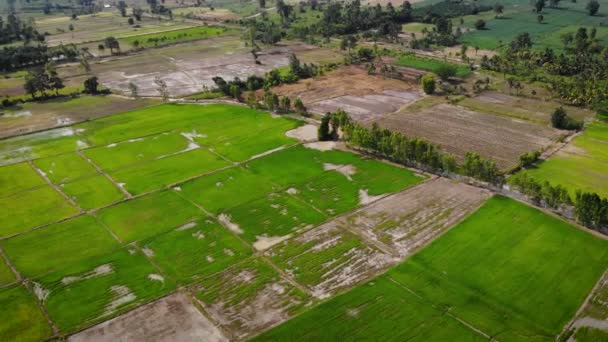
[319,110,504,185]
[0,44,79,72]
[510,172,608,232]
[0,13,45,44]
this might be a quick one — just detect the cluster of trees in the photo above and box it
[480,28,608,107]
[0,44,79,72]
[246,89,306,115]
[23,65,64,99]
[0,13,45,44]
[320,111,504,185]
[510,172,608,230]
[212,54,322,99]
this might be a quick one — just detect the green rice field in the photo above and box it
[121,25,236,48]
[526,120,608,198]
[0,103,424,339]
[257,196,608,341]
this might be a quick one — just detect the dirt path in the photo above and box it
[560,271,608,339]
[28,160,83,212]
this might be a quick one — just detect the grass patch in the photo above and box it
[61,175,125,210]
[395,53,471,77]
[33,153,97,184]
[0,257,15,286]
[388,196,608,340]
[109,148,230,195]
[0,215,120,278]
[0,162,45,197]
[0,127,88,166]
[228,191,327,243]
[122,25,235,48]
[0,285,52,341]
[574,327,608,342]
[0,186,79,238]
[84,132,190,171]
[97,190,202,243]
[141,217,251,285]
[526,120,608,198]
[179,167,279,214]
[253,276,484,341]
[38,248,175,333]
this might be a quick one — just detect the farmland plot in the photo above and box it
[69,292,227,342]
[194,258,310,340]
[339,178,490,257]
[0,285,52,342]
[388,196,608,340]
[375,103,564,170]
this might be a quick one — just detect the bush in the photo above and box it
[435,64,457,81]
[551,107,583,130]
[421,73,436,94]
[474,19,486,30]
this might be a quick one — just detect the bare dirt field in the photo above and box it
[375,103,565,170]
[273,66,422,121]
[93,39,338,97]
[460,91,595,125]
[69,292,227,342]
[342,177,491,258]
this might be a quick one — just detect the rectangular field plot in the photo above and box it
[0,127,89,166]
[388,196,608,341]
[36,248,175,334]
[61,175,125,210]
[33,153,97,184]
[179,167,279,214]
[226,192,327,246]
[0,257,15,286]
[252,276,484,342]
[0,162,45,197]
[342,178,490,257]
[0,215,120,278]
[527,121,608,198]
[69,293,228,342]
[194,257,309,340]
[267,222,396,299]
[375,103,563,170]
[97,190,203,243]
[83,132,191,171]
[0,186,79,238]
[109,148,230,195]
[0,285,52,342]
[140,218,251,285]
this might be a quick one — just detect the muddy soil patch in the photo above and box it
[344,178,490,258]
[266,222,397,299]
[69,292,226,342]
[273,65,421,122]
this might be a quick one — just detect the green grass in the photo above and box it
[122,25,235,48]
[526,120,608,198]
[61,175,125,210]
[0,257,15,286]
[97,190,203,243]
[0,162,45,197]
[84,132,190,171]
[227,191,327,243]
[0,127,88,166]
[141,217,251,285]
[458,3,608,50]
[395,53,471,77]
[388,196,608,340]
[33,153,97,184]
[0,285,52,342]
[0,215,120,278]
[574,327,608,342]
[0,186,79,238]
[253,276,485,341]
[109,148,230,195]
[179,167,279,214]
[38,248,175,333]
